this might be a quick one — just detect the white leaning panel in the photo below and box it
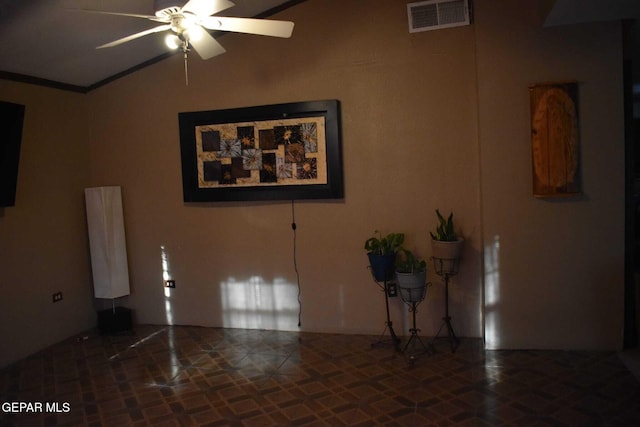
[85,186,130,299]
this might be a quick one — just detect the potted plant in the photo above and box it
[395,248,427,302]
[364,230,404,282]
[429,209,464,261]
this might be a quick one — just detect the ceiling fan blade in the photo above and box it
[71,9,164,21]
[97,24,172,49]
[188,30,226,60]
[200,16,294,38]
[182,0,235,17]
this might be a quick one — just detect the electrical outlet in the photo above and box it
[52,292,63,303]
[164,280,175,288]
[387,283,397,298]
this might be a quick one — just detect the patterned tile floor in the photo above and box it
[1,325,640,426]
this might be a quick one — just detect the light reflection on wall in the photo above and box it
[484,235,501,349]
[160,245,178,379]
[161,245,174,324]
[221,276,299,331]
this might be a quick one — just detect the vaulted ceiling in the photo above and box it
[0,0,301,92]
[0,0,639,93]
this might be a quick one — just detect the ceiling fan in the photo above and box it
[80,0,295,61]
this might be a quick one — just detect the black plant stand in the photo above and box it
[431,257,460,352]
[371,278,401,351]
[399,284,433,363]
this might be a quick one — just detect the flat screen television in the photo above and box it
[0,101,25,207]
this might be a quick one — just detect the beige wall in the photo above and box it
[476,1,625,349]
[86,0,483,339]
[0,81,94,367]
[0,0,627,367]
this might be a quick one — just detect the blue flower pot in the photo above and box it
[367,253,397,282]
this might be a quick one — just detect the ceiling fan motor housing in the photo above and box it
[154,0,185,17]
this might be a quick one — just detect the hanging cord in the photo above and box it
[183,49,189,86]
[291,200,302,327]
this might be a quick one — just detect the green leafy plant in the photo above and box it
[429,209,458,242]
[395,248,427,273]
[364,230,405,255]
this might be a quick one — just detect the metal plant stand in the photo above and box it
[431,257,460,352]
[399,283,432,363]
[370,277,401,350]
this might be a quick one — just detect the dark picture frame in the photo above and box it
[179,100,343,202]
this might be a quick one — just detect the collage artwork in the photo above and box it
[195,116,328,189]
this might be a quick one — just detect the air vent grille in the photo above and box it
[407,0,470,33]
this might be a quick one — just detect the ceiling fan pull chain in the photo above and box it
[183,49,189,86]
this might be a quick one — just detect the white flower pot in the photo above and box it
[430,238,463,275]
[431,238,464,260]
[396,270,427,302]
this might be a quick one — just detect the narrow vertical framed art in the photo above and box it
[529,82,581,198]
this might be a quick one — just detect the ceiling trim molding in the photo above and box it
[0,70,88,94]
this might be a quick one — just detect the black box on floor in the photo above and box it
[97,307,132,334]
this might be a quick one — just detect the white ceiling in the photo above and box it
[0,0,297,91]
[1,0,639,92]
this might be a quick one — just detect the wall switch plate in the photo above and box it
[52,291,63,303]
[387,283,397,298]
[164,280,175,288]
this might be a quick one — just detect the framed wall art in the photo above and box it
[529,82,581,198]
[178,100,343,202]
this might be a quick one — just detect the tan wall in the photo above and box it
[0,81,94,367]
[476,0,625,349]
[0,0,627,367]
[86,0,483,339]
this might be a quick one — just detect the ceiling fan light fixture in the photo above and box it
[170,15,185,33]
[184,25,205,42]
[165,34,181,49]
